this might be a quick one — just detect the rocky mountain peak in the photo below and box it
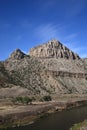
[9,49,26,60]
[29,39,80,60]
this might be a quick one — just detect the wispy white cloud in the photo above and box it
[64,33,78,41]
[34,23,59,41]
[64,41,87,58]
[63,32,79,51]
[33,21,87,58]
[34,23,69,42]
[59,31,87,58]
[34,23,81,53]
[81,53,87,58]
[71,46,87,53]
[22,50,27,54]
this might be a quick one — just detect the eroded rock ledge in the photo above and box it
[45,70,87,79]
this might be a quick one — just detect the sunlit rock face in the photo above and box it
[29,39,80,60]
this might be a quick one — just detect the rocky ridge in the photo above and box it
[9,49,29,60]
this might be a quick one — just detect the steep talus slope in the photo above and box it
[40,58,85,73]
[0,59,30,98]
[0,62,12,88]
[3,40,87,99]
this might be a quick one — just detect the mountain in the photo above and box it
[0,39,87,100]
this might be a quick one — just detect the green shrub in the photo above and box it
[13,96,35,104]
[41,95,52,101]
[16,96,23,102]
[23,96,32,104]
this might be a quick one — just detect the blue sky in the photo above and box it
[0,0,87,60]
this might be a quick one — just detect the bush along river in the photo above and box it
[1,99,87,130]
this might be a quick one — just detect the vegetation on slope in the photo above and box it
[70,120,87,130]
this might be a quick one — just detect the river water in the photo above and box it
[7,106,87,130]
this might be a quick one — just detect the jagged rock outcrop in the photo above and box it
[9,49,28,60]
[29,39,80,60]
[45,70,87,79]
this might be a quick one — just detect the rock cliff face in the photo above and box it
[0,39,87,100]
[29,39,80,59]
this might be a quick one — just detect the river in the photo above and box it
[7,106,87,130]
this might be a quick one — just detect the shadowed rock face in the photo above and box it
[29,39,80,60]
[9,49,26,60]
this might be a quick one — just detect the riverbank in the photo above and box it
[0,98,87,129]
[70,120,87,130]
